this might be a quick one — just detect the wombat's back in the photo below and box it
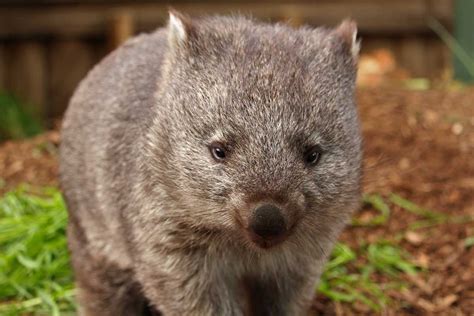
[60,28,167,268]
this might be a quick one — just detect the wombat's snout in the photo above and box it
[248,204,287,247]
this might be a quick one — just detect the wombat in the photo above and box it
[60,11,362,316]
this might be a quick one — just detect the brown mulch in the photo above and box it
[0,131,59,193]
[0,88,473,315]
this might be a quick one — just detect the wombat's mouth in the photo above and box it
[245,229,291,249]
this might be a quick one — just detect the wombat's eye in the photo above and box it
[209,142,227,161]
[304,146,322,166]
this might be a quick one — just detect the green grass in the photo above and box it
[318,241,418,311]
[352,194,391,227]
[0,93,43,142]
[389,193,473,230]
[323,193,431,311]
[465,236,474,248]
[0,186,74,315]
[0,187,423,315]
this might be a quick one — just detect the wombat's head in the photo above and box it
[144,12,362,252]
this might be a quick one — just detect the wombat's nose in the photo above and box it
[249,204,286,239]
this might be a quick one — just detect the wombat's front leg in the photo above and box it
[137,252,245,316]
[68,223,147,316]
[243,273,315,316]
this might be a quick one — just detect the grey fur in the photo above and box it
[60,13,362,316]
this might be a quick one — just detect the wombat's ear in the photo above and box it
[334,19,360,62]
[167,10,195,50]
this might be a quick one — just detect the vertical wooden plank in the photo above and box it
[399,36,427,77]
[6,41,47,120]
[49,40,95,119]
[108,11,134,50]
[425,38,450,79]
[280,5,304,27]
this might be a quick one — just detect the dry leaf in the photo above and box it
[405,231,424,245]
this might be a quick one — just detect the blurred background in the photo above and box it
[0,0,473,134]
[0,1,473,315]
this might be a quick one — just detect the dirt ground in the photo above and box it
[0,88,473,315]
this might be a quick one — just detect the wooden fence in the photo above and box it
[0,0,453,125]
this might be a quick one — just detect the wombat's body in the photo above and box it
[60,13,362,316]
